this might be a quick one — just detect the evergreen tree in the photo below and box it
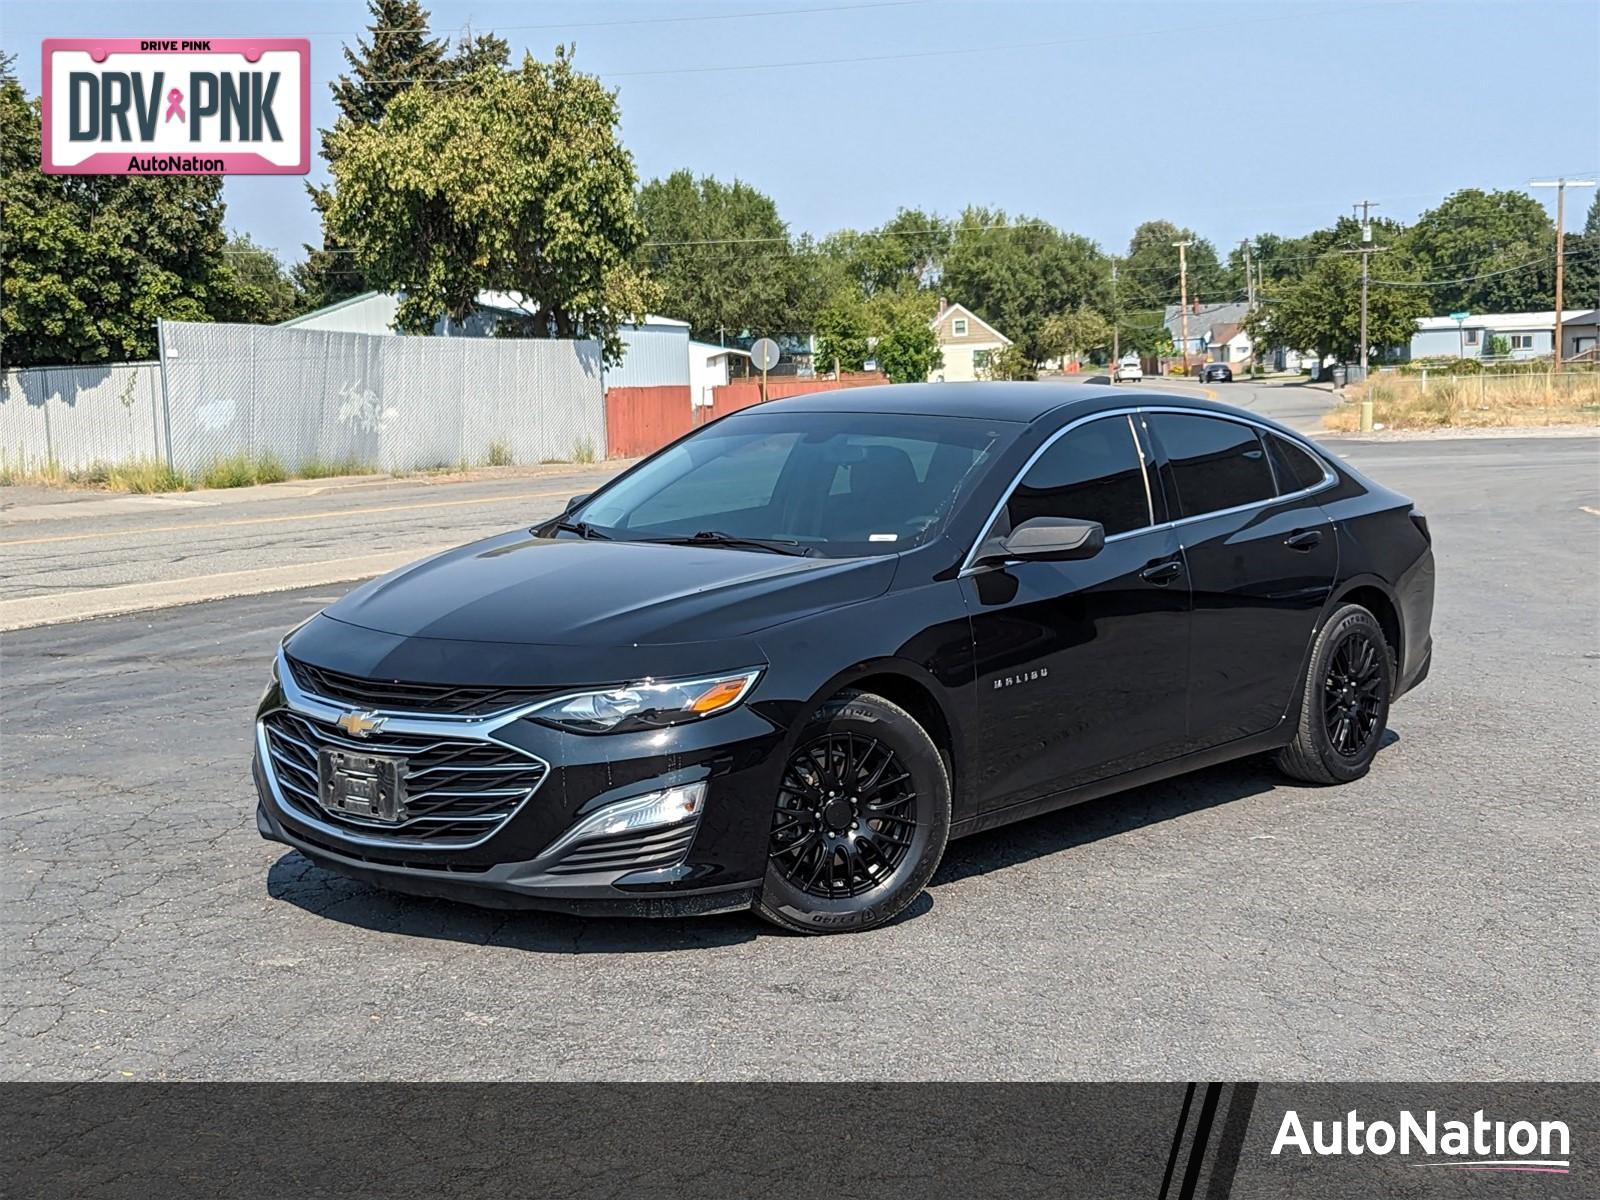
[299,0,449,309]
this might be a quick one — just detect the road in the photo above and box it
[3,386,1597,1081]
[0,380,1310,629]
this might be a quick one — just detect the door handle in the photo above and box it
[1139,560,1184,586]
[1283,530,1323,551]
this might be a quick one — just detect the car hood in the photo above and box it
[320,529,897,649]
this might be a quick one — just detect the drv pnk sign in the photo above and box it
[42,39,309,175]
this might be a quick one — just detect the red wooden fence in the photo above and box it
[605,374,892,458]
[604,386,693,458]
[707,373,888,420]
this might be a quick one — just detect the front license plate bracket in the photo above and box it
[317,749,408,824]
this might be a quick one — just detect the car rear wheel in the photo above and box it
[755,690,950,934]
[1275,604,1394,784]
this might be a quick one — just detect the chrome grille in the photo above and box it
[544,823,698,876]
[285,656,556,717]
[261,709,547,846]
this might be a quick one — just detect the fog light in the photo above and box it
[539,782,707,861]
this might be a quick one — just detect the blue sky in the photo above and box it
[7,0,1598,265]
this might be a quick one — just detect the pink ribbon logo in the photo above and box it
[164,88,185,123]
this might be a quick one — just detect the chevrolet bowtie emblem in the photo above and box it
[335,710,385,738]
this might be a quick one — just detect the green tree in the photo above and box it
[1404,188,1555,313]
[1561,192,1600,314]
[1121,220,1234,312]
[940,209,1108,366]
[822,208,949,297]
[325,48,657,362]
[637,171,824,341]
[299,0,451,309]
[1,66,245,366]
[217,235,300,325]
[1249,251,1428,366]
[813,293,872,375]
[1041,305,1113,364]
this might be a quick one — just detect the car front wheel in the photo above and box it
[756,690,951,934]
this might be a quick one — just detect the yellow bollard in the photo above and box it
[1360,396,1374,432]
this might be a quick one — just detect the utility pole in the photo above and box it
[1530,178,1596,369]
[1110,260,1120,367]
[1173,240,1193,374]
[1353,200,1378,382]
[1242,240,1255,310]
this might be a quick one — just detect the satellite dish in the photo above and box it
[750,338,781,371]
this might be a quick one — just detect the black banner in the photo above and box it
[1,1083,1591,1198]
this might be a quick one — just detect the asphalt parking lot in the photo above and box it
[3,397,1596,1081]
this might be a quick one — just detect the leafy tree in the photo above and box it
[1,67,246,366]
[325,48,657,363]
[981,344,1037,381]
[1248,250,1427,365]
[300,0,452,309]
[217,235,300,324]
[1404,188,1555,313]
[1121,220,1234,312]
[637,171,824,342]
[1560,192,1600,314]
[1041,305,1113,364]
[822,209,950,297]
[874,318,942,382]
[940,208,1108,366]
[813,293,871,375]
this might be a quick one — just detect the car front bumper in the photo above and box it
[252,663,784,917]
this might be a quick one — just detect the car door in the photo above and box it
[1143,411,1338,750]
[962,413,1191,812]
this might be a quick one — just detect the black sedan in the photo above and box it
[254,384,1434,934]
[1197,362,1234,382]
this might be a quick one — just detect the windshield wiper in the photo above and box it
[640,530,816,557]
[551,519,611,541]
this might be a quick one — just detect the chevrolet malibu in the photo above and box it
[254,384,1434,934]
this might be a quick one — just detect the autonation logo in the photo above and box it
[1272,1108,1572,1175]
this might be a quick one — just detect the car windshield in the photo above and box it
[568,410,1012,557]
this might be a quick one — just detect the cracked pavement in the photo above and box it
[2,432,1596,1081]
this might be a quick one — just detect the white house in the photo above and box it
[689,342,750,408]
[280,291,696,388]
[928,301,1012,381]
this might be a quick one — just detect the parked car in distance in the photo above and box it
[253,384,1435,934]
[1114,356,1143,383]
[1198,362,1234,382]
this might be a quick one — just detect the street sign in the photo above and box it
[749,338,781,371]
[1450,311,1470,322]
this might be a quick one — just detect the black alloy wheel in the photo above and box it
[1275,604,1394,785]
[756,691,950,934]
[770,732,917,898]
[1323,628,1386,757]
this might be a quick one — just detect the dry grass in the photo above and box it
[1326,370,1600,432]
[0,451,376,493]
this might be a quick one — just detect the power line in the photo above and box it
[334,0,1404,85]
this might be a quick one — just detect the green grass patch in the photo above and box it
[296,457,381,480]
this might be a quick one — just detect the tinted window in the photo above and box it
[575,412,1008,557]
[1151,414,1276,518]
[1265,433,1329,493]
[1002,415,1151,537]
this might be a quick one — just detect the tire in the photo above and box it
[1275,604,1395,784]
[755,690,951,934]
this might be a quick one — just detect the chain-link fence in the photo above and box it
[157,321,605,474]
[1,362,164,472]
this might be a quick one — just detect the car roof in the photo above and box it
[733,381,1253,426]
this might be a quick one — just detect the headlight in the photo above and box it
[528,669,762,734]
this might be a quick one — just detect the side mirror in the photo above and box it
[977,516,1105,565]
[565,492,592,512]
